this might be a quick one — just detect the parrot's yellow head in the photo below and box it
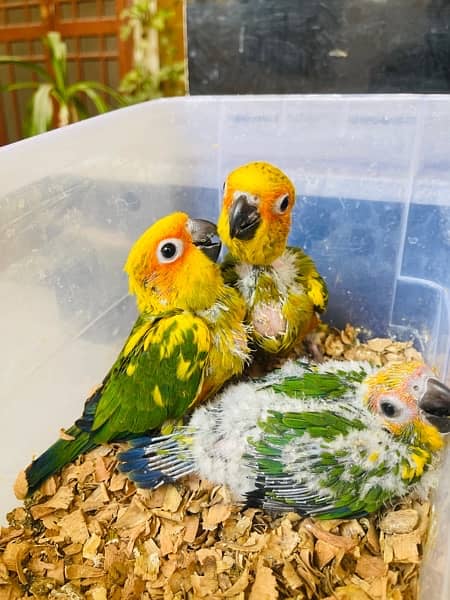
[364,360,450,454]
[217,161,296,265]
[125,212,223,312]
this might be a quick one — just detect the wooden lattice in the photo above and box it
[0,0,133,144]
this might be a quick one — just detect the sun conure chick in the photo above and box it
[217,161,328,358]
[18,212,250,498]
[119,358,450,519]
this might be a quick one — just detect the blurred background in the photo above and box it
[0,0,186,144]
[1,0,450,145]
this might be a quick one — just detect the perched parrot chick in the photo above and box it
[217,161,328,357]
[119,359,450,519]
[18,212,250,498]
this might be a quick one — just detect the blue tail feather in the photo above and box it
[125,469,174,488]
[117,432,194,490]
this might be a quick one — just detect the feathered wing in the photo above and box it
[87,311,210,440]
[25,311,210,494]
[257,359,369,398]
[245,405,407,519]
[289,246,328,314]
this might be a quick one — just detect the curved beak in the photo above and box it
[229,194,261,240]
[188,218,222,262]
[420,377,450,433]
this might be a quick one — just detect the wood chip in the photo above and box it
[315,538,340,568]
[355,555,388,579]
[332,584,373,599]
[134,539,160,581]
[380,509,419,534]
[65,564,104,579]
[222,569,249,596]
[82,533,102,561]
[13,471,28,500]
[59,509,89,544]
[86,587,107,600]
[203,503,232,530]
[304,521,358,552]
[282,560,302,590]
[249,560,278,600]
[162,485,183,513]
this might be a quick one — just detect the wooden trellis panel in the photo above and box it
[0,0,132,145]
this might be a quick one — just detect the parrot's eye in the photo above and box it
[157,238,184,264]
[274,194,290,214]
[377,395,415,424]
[380,401,398,418]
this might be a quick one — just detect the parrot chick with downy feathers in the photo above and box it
[18,212,250,498]
[119,359,450,519]
[217,161,328,356]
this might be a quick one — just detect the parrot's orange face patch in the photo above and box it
[124,211,224,312]
[365,361,444,450]
[125,211,192,289]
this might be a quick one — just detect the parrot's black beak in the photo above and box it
[420,377,450,433]
[189,218,222,262]
[229,194,261,240]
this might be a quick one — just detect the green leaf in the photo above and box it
[44,31,67,95]
[75,87,109,113]
[28,83,54,136]
[2,82,40,92]
[68,81,126,107]
[0,56,51,81]
[71,95,90,120]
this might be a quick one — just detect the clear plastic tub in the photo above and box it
[1,95,449,597]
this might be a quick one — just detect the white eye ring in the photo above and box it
[273,194,290,214]
[377,395,410,422]
[156,238,184,264]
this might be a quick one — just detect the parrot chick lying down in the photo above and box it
[119,359,450,519]
[18,212,250,498]
[217,161,328,355]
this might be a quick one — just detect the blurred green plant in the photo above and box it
[0,32,125,137]
[119,0,186,104]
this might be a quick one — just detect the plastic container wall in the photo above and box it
[1,95,449,598]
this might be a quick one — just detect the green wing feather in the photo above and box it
[88,311,210,441]
[25,311,210,495]
[247,406,398,519]
[259,362,368,399]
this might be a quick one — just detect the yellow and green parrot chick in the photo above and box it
[18,212,250,498]
[119,359,450,519]
[217,161,328,356]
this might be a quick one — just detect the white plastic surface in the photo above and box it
[1,95,449,598]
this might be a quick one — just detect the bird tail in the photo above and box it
[118,429,195,490]
[24,426,96,497]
